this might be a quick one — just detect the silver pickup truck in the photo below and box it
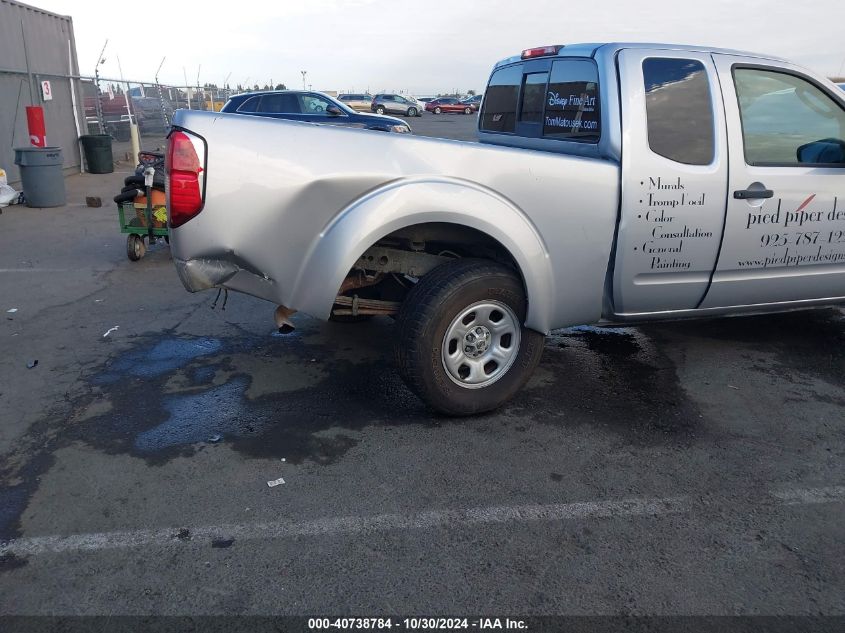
[166,42,845,415]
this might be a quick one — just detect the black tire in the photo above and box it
[126,234,145,261]
[407,107,417,117]
[434,106,442,114]
[376,106,386,115]
[395,258,544,416]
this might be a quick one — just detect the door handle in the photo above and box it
[734,189,774,200]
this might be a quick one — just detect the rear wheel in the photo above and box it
[376,105,386,115]
[395,259,544,416]
[126,234,145,261]
[434,106,442,114]
[407,107,418,117]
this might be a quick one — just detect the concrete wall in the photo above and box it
[0,0,84,185]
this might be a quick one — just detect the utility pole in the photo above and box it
[301,70,307,90]
[94,39,108,134]
[183,67,191,109]
[196,64,202,109]
[154,56,169,129]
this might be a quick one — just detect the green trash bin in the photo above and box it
[79,134,114,174]
[14,146,66,208]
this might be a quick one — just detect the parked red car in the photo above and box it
[424,97,474,114]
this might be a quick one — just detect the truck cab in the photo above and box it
[479,43,845,318]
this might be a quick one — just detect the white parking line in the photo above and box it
[0,269,72,273]
[1,487,842,558]
[0,496,686,557]
[769,485,845,505]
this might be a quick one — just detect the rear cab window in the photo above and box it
[480,58,600,143]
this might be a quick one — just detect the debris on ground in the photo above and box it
[267,477,285,488]
[274,305,297,333]
[0,184,19,209]
[211,537,235,549]
[103,326,119,338]
[85,196,103,208]
[208,434,222,443]
[26,360,38,369]
[281,458,286,462]
[175,528,191,540]
[6,308,17,313]
[728,385,740,390]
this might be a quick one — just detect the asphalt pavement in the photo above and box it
[0,113,843,620]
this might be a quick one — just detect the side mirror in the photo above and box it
[797,138,845,164]
[326,105,342,116]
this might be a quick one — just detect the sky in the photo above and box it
[32,0,845,95]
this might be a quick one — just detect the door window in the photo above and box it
[733,68,845,166]
[257,93,301,114]
[300,94,334,114]
[480,64,521,133]
[643,58,715,165]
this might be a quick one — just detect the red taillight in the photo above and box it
[521,45,563,59]
[166,130,203,228]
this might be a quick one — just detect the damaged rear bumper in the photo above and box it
[173,255,282,306]
[173,257,241,292]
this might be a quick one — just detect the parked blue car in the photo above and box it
[220,90,411,133]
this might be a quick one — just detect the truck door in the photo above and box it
[613,50,728,314]
[699,56,845,308]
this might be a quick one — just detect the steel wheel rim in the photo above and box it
[441,300,521,389]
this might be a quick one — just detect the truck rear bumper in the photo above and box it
[173,255,283,308]
[173,257,240,293]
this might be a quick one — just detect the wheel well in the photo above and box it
[332,222,524,317]
[377,222,518,268]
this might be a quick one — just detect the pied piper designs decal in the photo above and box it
[741,195,845,269]
[635,176,714,271]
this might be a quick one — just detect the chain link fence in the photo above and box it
[80,77,235,158]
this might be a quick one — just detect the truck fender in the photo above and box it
[287,177,555,333]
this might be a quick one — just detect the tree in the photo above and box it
[274,83,286,90]
[467,89,476,96]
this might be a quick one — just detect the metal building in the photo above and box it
[0,0,84,184]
